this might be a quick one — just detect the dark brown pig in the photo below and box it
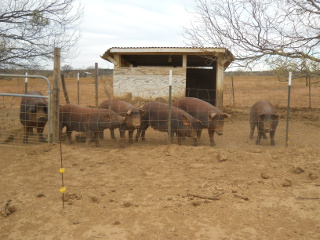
[172,97,228,146]
[99,99,145,144]
[20,90,48,143]
[59,104,125,147]
[249,100,279,146]
[135,102,200,146]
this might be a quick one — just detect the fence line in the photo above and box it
[1,73,319,147]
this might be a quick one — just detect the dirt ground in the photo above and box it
[1,109,320,239]
[1,75,320,239]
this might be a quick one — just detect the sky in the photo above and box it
[66,0,197,69]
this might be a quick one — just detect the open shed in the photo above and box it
[101,47,234,109]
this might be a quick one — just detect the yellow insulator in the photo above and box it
[60,187,66,193]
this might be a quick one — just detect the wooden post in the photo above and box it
[231,76,235,107]
[95,63,99,107]
[308,75,311,108]
[77,72,80,105]
[52,47,61,143]
[61,74,70,104]
[24,72,28,93]
[168,70,172,145]
[285,72,292,147]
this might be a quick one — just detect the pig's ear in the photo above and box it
[139,102,145,109]
[104,112,110,119]
[209,113,217,120]
[182,115,191,126]
[258,114,266,120]
[139,109,146,116]
[126,110,132,115]
[223,113,230,118]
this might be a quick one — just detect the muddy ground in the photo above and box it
[1,107,320,239]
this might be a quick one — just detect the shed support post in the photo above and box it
[215,62,225,109]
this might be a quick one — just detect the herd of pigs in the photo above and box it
[20,90,279,147]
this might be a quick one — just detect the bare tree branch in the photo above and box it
[0,0,83,69]
[184,0,320,70]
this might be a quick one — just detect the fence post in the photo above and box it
[168,70,172,144]
[52,47,61,143]
[308,75,311,108]
[24,72,28,93]
[285,72,292,147]
[77,72,80,105]
[231,76,235,107]
[95,63,99,107]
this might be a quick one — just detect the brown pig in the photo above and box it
[20,90,48,143]
[172,97,228,146]
[59,104,125,147]
[99,99,145,144]
[249,100,279,146]
[135,102,200,146]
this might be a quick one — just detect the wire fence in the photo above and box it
[1,73,319,147]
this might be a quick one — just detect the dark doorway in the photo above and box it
[186,67,216,106]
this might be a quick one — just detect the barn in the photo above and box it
[101,47,234,109]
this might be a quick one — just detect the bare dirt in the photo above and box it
[1,75,320,239]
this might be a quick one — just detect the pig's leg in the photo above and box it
[192,137,198,147]
[249,122,255,139]
[66,130,73,144]
[119,125,126,139]
[109,128,116,140]
[93,132,100,147]
[256,131,263,145]
[37,126,46,142]
[128,130,134,144]
[23,126,30,144]
[135,128,141,142]
[208,129,216,146]
[197,129,202,139]
[141,130,146,141]
[175,131,181,145]
[270,131,275,146]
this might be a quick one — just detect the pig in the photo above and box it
[249,100,279,146]
[20,90,48,143]
[59,104,125,147]
[172,97,228,146]
[99,99,145,144]
[135,102,200,146]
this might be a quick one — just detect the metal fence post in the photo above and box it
[285,72,292,147]
[168,70,172,144]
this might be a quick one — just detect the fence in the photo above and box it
[1,72,319,147]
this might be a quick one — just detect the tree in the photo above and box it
[0,0,83,69]
[184,0,320,70]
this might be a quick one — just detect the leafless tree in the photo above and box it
[184,0,320,70]
[0,0,83,69]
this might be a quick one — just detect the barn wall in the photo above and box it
[113,67,186,100]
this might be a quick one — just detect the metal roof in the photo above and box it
[101,47,234,68]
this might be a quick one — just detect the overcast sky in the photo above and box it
[67,0,197,69]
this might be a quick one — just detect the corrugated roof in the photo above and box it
[101,47,234,68]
